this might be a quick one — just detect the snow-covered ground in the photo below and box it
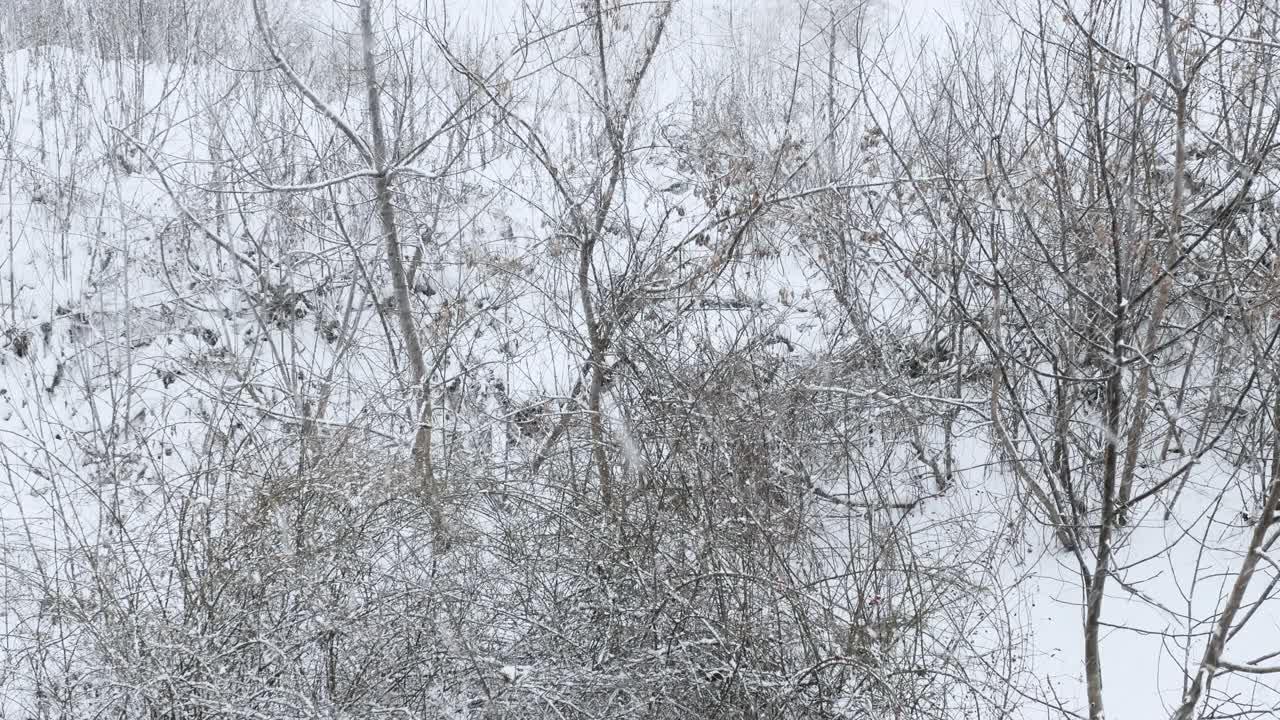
[3,2,1279,718]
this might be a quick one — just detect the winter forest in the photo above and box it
[1,0,1279,717]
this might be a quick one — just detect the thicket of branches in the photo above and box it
[2,1,1279,719]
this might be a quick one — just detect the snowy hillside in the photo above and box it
[3,1,1280,719]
